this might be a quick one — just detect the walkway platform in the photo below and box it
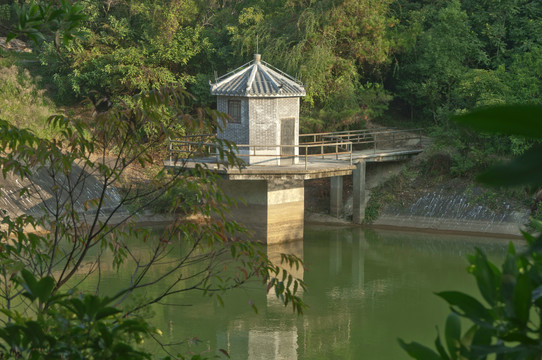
[163,147,423,180]
[163,128,424,244]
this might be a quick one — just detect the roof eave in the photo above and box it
[212,92,306,97]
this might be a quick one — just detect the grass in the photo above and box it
[363,166,416,223]
[0,49,60,139]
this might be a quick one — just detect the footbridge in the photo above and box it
[165,128,423,169]
[165,128,424,244]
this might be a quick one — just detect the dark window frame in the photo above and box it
[228,100,241,123]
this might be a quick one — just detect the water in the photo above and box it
[88,225,518,359]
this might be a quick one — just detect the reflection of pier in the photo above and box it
[212,229,371,359]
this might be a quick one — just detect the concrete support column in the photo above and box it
[267,179,304,244]
[353,160,366,224]
[330,176,343,218]
[218,178,305,244]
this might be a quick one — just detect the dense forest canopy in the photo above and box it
[1,0,541,135]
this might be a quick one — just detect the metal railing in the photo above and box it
[300,128,423,154]
[299,128,389,144]
[168,139,353,170]
[167,128,423,170]
[168,134,215,163]
[235,142,353,169]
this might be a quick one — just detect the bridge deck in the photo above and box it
[164,146,421,180]
[164,128,423,179]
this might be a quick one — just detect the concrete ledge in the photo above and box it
[355,149,423,162]
[372,214,526,237]
[224,165,356,180]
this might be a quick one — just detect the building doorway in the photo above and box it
[280,117,295,165]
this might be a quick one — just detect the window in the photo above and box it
[228,100,241,123]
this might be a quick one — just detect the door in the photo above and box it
[280,118,295,165]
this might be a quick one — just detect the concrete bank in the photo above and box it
[305,211,526,238]
[370,214,526,238]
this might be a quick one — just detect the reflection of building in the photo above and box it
[248,329,298,360]
[212,231,369,359]
[212,240,304,359]
[216,321,299,360]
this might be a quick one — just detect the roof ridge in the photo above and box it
[246,63,259,92]
[210,57,305,97]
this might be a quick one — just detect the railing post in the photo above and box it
[350,143,352,165]
[321,144,324,159]
[336,143,338,160]
[305,146,308,170]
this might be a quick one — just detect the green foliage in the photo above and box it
[426,124,508,178]
[391,0,542,146]
[400,104,542,359]
[241,0,395,117]
[8,0,88,45]
[0,4,11,24]
[393,0,486,123]
[0,62,58,139]
[363,167,415,223]
[2,22,307,354]
[0,84,306,358]
[6,0,541,136]
[401,237,542,359]
[454,105,542,185]
[0,270,152,359]
[454,105,542,139]
[36,0,208,103]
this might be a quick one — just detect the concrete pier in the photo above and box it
[353,161,366,224]
[218,178,305,244]
[216,162,354,244]
[268,179,305,243]
[169,149,419,244]
[330,176,343,218]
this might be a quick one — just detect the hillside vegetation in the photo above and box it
[0,49,58,138]
[0,0,540,157]
[0,0,541,213]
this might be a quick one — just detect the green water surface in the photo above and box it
[86,225,518,359]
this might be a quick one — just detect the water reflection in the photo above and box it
[80,225,517,359]
[212,240,304,360]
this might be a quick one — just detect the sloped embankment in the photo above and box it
[305,156,531,237]
[0,164,124,221]
[371,179,530,237]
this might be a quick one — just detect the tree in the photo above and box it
[0,3,305,358]
[399,105,542,359]
[392,0,486,124]
[197,0,396,131]
[0,85,305,359]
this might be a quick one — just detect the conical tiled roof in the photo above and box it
[210,54,306,97]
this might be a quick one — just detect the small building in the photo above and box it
[210,54,306,166]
